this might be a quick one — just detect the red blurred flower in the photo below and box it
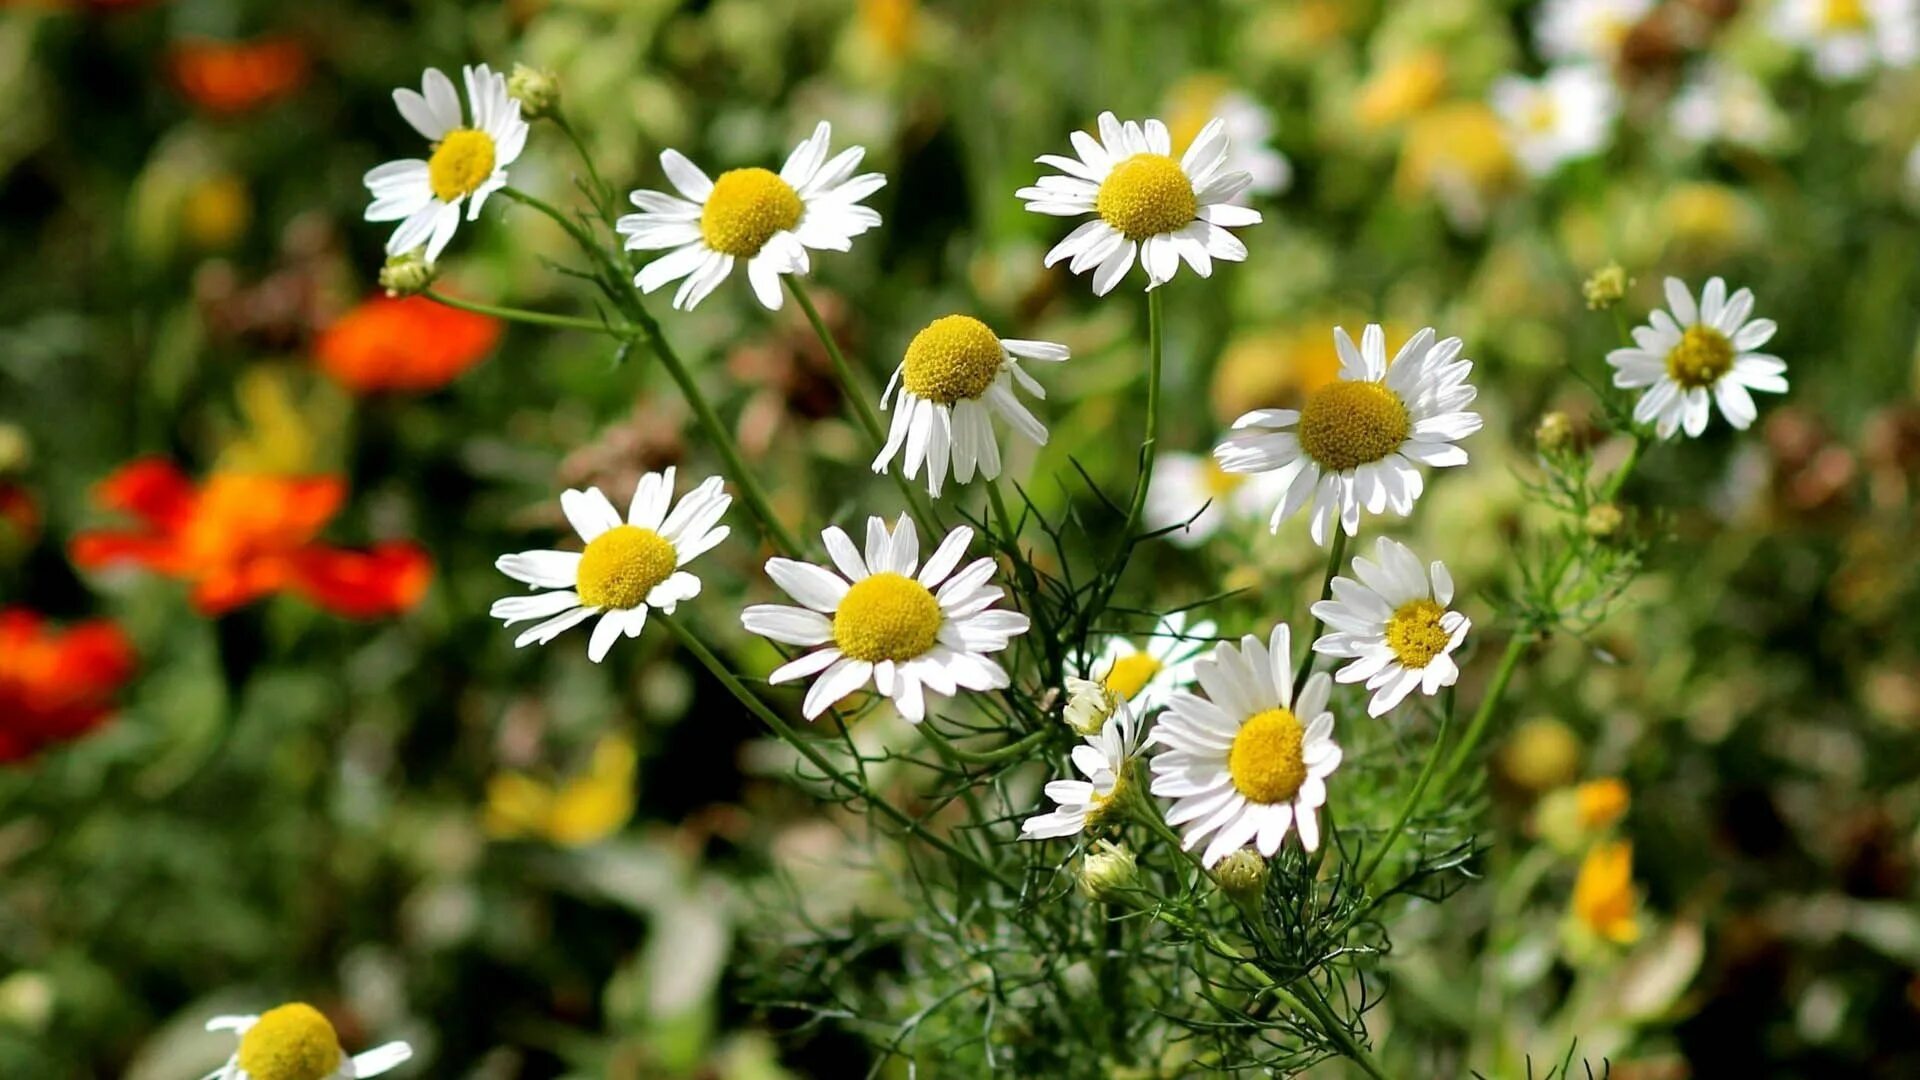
[69,459,431,617]
[0,482,39,548]
[168,36,309,115]
[313,296,501,394]
[0,610,136,764]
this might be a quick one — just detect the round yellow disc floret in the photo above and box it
[1102,652,1163,701]
[428,129,497,202]
[699,167,803,258]
[1664,324,1734,389]
[1228,707,1307,805]
[1297,379,1412,472]
[575,525,678,610]
[901,315,1005,404]
[833,572,943,663]
[1385,598,1450,669]
[1096,153,1198,241]
[235,1003,343,1080]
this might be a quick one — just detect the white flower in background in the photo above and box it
[1536,0,1654,62]
[1063,676,1121,736]
[741,517,1029,722]
[873,316,1068,497]
[1214,325,1481,545]
[1311,537,1470,718]
[1145,451,1290,547]
[618,122,885,311]
[1148,624,1343,866]
[1669,63,1790,151]
[491,469,730,663]
[1018,111,1260,294]
[1164,77,1292,200]
[1491,66,1618,177]
[363,65,529,263]
[1771,0,1919,80]
[1607,277,1787,439]
[1072,611,1216,715]
[206,1003,411,1080]
[1020,700,1140,840]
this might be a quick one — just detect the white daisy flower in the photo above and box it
[1164,78,1292,200]
[363,65,528,264]
[1144,450,1291,547]
[740,516,1030,723]
[617,121,885,312]
[1018,111,1261,295]
[491,469,731,663]
[873,315,1069,497]
[1020,700,1140,840]
[1771,0,1919,81]
[1071,611,1216,715]
[1148,623,1343,866]
[1491,66,1618,177]
[1310,537,1470,718]
[1669,63,1789,152]
[1213,325,1481,545]
[1535,0,1654,63]
[1606,277,1787,440]
[205,1003,410,1080]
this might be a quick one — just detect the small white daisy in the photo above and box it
[1144,450,1290,547]
[1148,623,1343,866]
[363,65,528,264]
[617,121,885,311]
[205,1003,410,1080]
[1310,537,1470,718]
[740,516,1030,723]
[1535,0,1654,63]
[1491,66,1618,177]
[1606,277,1787,440]
[1213,325,1481,545]
[1771,0,1919,81]
[1020,700,1140,840]
[873,315,1069,497]
[1018,111,1260,295]
[1071,611,1216,715]
[1164,79,1291,200]
[491,469,731,663]
[1669,63,1789,152]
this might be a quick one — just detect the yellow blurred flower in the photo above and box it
[859,0,919,59]
[215,367,348,476]
[1498,717,1582,793]
[1396,101,1516,229]
[1661,182,1760,258]
[1209,320,1362,425]
[1537,776,1631,851]
[181,173,251,250]
[1575,777,1630,830]
[1571,840,1641,945]
[1355,50,1448,131]
[485,735,638,847]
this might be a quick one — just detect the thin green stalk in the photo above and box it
[1291,978,1392,1080]
[1433,634,1529,796]
[501,186,608,260]
[552,113,616,220]
[987,478,1055,653]
[1081,289,1166,628]
[422,289,630,336]
[1357,695,1452,886]
[928,726,1051,766]
[1293,527,1351,695]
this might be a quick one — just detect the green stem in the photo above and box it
[1433,634,1529,796]
[1293,527,1350,695]
[987,479,1055,653]
[552,113,616,220]
[924,726,1051,766]
[501,186,609,261]
[1083,289,1166,624]
[1291,978,1392,1080]
[1357,695,1451,886]
[422,289,630,336]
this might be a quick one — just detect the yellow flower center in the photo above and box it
[833,572,943,663]
[1524,96,1559,135]
[427,129,497,202]
[1385,598,1450,669]
[1096,153,1197,241]
[900,315,1005,404]
[1296,379,1411,472]
[1084,769,1130,829]
[1664,324,1734,389]
[1823,0,1870,30]
[1228,707,1307,805]
[235,1003,343,1080]
[699,167,803,258]
[1102,652,1163,700]
[575,525,678,610]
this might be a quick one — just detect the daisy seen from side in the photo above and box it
[363,65,528,264]
[1020,700,1141,840]
[1606,277,1787,439]
[1310,537,1470,718]
[204,1002,410,1080]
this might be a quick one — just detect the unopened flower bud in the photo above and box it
[1584,502,1624,539]
[1535,411,1575,454]
[1212,847,1267,904]
[379,251,439,297]
[507,64,561,120]
[1583,262,1630,310]
[1063,676,1119,737]
[1078,840,1138,901]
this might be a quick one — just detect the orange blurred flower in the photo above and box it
[0,610,136,764]
[168,37,309,116]
[69,459,431,617]
[313,296,501,394]
[1572,840,1641,945]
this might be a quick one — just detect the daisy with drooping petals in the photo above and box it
[1491,66,1618,177]
[1771,0,1919,81]
[873,315,1068,496]
[1148,623,1343,866]
[491,469,731,663]
[1071,611,1215,716]
[740,516,1029,723]
[204,1002,410,1080]
[1018,111,1260,295]
[1020,700,1140,840]
[617,122,885,311]
[363,65,528,264]
[1606,277,1787,440]
[1213,325,1481,545]
[1310,537,1470,718]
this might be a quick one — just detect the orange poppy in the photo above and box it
[313,296,501,393]
[168,36,309,115]
[0,609,136,764]
[70,459,431,617]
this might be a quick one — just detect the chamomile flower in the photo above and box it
[1144,450,1289,547]
[1213,325,1481,545]
[873,316,1069,497]
[617,122,885,311]
[1771,0,1919,80]
[741,516,1029,723]
[491,469,731,663]
[1606,277,1787,439]
[1535,0,1654,63]
[204,1003,410,1080]
[1491,66,1618,177]
[363,65,528,264]
[1072,612,1216,715]
[1018,111,1260,295]
[1148,623,1342,866]
[1310,537,1470,718]
[1669,63,1789,152]
[1020,700,1140,840]
[1163,76,1292,199]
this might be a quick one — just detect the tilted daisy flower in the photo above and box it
[740,516,1029,722]
[1072,611,1215,716]
[1606,277,1787,439]
[617,121,884,311]
[1491,66,1618,177]
[491,469,730,663]
[205,1002,410,1080]
[1020,700,1140,840]
[1213,325,1481,545]
[363,65,528,264]
[1148,623,1343,866]
[1310,537,1470,718]
[1771,0,1918,81]
[1018,111,1260,295]
[873,315,1069,497]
